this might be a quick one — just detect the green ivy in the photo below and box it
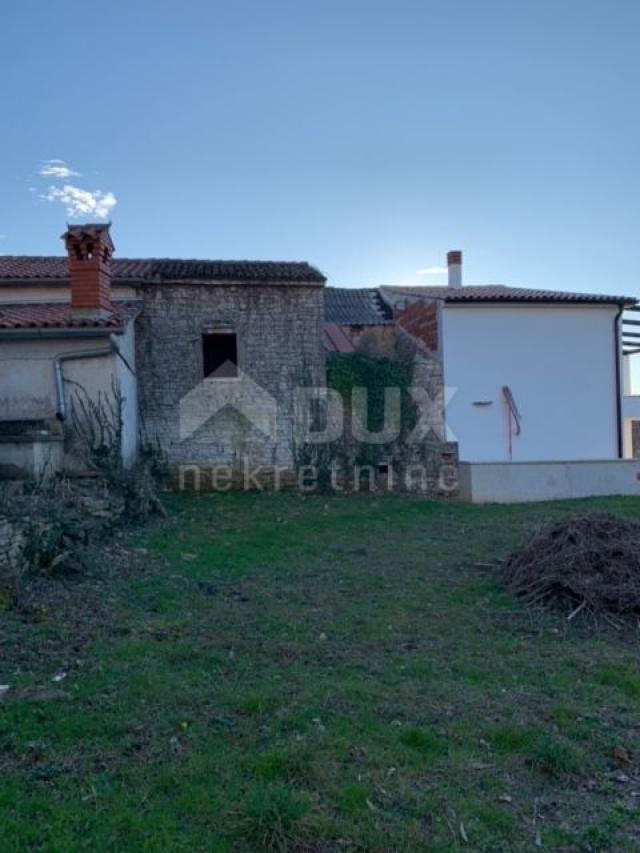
[326,354,417,466]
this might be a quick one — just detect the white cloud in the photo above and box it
[417,266,447,276]
[40,159,81,179]
[35,159,117,220]
[42,184,117,220]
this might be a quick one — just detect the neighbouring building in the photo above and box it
[326,251,640,501]
[0,226,140,480]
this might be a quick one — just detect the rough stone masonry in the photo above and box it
[0,225,458,496]
[135,281,326,481]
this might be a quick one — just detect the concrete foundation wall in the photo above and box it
[459,460,640,503]
[0,437,64,481]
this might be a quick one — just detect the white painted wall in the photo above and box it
[0,283,137,303]
[0,337,115,420]
[442,304,619,462]
[0,321,139,471]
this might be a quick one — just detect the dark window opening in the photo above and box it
[202,332,238,378]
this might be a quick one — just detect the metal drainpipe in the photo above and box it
[614,305,624,459]
[53,340,115,420]
[109,334,136,375]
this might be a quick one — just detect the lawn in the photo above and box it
[1,493,640,851]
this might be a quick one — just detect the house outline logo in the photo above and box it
[178,361,278,441]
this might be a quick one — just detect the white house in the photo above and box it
[0,225,140,480]
[377,252,640,501]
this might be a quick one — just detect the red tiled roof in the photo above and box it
[381,285,636,306]
[0,256,326,284]
[0,301,141,331]
[323,322,356,353]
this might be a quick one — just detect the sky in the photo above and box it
[1,0,639,294]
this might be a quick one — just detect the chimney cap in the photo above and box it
[447,250,462,265]
[64,220,112,229]
[61,222,114,253]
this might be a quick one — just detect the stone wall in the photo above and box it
[346,321,446,442]
[412,354,446,442]
[135,282,325,472]
[632,421,640,458]
[347,325,397,359]
[335,319,455,496]
[134,282,458,496]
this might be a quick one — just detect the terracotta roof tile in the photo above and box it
[0,301,141,331]
[0,256,325,284]
[323,323,356,353]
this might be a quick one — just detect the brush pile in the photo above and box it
[502,513,640,619]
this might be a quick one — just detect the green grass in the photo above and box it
[1,492,640,851]
[594,662,640,700]
[399,728,448,759]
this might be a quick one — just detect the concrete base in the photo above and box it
[0,436,64,481]
[459,460,640,504]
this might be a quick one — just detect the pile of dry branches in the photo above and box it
[502,513,640,619]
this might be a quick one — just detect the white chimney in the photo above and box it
[447,250,462,288]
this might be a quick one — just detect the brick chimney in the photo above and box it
[447,250,462,288]
[62,223,114,317]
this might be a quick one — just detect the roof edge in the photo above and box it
[0,255,327,284]
[380,285,636,307]
[137,277,326,287]
[0,327,125,339]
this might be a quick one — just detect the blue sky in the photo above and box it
[1,0,639,294]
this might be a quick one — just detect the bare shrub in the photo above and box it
[70,383,167,521]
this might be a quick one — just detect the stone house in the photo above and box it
[0,224,327,483]
[135,258,326,479]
